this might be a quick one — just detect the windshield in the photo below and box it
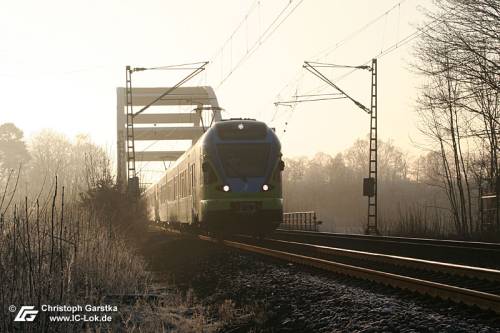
[217,143,270,178]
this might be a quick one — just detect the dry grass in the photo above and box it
[113,292,218,332]
[0,179,151,332]
[380,203,451,239]
[0,133,253,331]
[0,176,255,332]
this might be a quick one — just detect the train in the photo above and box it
[144,118,284,235]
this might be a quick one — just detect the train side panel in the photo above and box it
[156,141,202,225]
[145,119,283,235]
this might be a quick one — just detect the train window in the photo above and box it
[183,171,186,197]
[166,181,169,201]
[183,170,186,197]
[168,180,173,201]
[217,143,270,178]
[199,166,201,185]
[202,162,217,184]
[191,164,196,190]
[187,168,191,195]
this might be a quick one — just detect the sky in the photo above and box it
[0,0,434,180]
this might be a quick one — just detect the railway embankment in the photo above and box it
[139,230,500,332]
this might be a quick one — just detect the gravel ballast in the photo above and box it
[143,235,500,332]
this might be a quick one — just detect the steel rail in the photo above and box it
[197,234,500,314]
[262,238,500,283]
[275,229,500,251]
[272,230,500,271]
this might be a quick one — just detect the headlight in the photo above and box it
[262,184,269,191]
[223,185,230,192]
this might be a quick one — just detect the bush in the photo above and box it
[0,181,151,332]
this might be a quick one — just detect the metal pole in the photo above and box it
[366,59,379,235]
[125,66,139,196]
[295,60,376,233]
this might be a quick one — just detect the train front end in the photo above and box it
[199,119,284,235]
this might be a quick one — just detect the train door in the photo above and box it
[182,169,187,223]
[184,168,188,222]
[190,163,196,224]
[175,171,179,221]
[154,185,159,222]
[164,177,168,221]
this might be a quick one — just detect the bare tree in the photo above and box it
[414,0,499,236]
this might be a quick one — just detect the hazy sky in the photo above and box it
[1,0,433,169]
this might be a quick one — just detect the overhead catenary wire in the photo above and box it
[310,0,408,61]
[271,1,452,135]
[273,0,408,112]
[293,93,344,98]
[135,62,210,71]
[275,96,347,105]
[273,4,459,137]
[133,61,208,117]
[304,62,371,69]
[280,3,458,106]
[218,0,306,88]
[302,61,371,113]
[208,1,260,62]
[209,0,306,89]
[126,61,209,181]
[271,62,372,132]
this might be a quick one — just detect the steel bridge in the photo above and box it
[116,86,221,188]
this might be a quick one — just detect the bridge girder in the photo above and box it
[116,86,220,186]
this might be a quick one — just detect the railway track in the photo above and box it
[273,229,500,269]
[195,233,500,314]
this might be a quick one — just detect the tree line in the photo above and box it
[284,0,499,240]
[0,123,150,331]
[283,139,449,237]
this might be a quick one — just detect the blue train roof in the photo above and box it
[211,119,268,140]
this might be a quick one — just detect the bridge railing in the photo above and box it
[280,211,321,232]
